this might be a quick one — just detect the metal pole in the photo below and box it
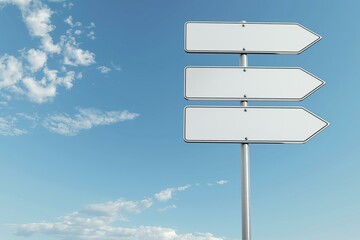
[240,53,251,240]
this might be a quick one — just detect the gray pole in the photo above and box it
[240,53,251,240]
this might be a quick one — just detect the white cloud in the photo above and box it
[0,0,31,11]
[44,67,75,88]
[12,197,154,237]
[0,116,27,136]
[25,49,47,72]
[43,108,139,136]
[83,198,153,220]
[0,93,12,102]
[22,68,76,103]
[0,0,95,103]
[76,72,83,79]
[0,107,138,135]
[22,77,57,103]
[62,2,74,9]
[74,21,82,27]
[97,65,111,74]
[11,195,223,240]
[158,204,177,212]
[111,62,122,71]
[20,3,60,53]
[14,224,223,240]
[87,22,96,28]
[41,35,61,53]
[24,6,53,37]
[87,31,95,40]
[0,101,8,106]
[17,112,39,121]
[177,185,190,191]
[0,54,23,89]
[155,185,191,202]
[64,15,73,26]
[63,37,95,66]
[24,2,61,53]
[216,180,228,185]
[155,189,175,202]
[64,16,83,31]
[17,112,39,128]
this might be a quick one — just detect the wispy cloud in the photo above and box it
[155,185,191,202]
[0,107,139,136]
[97,63,122,74]
[11,188,224,240]
[13,223,222,240]
[81,198,153,221]
[97,65,111,74]
[207,180,229,187]
[63,38,95,66]
[158,204,177,212]
[87,22,96,28]
[0,116,27,136]
[48,0,66,3]
[43,108,139,136]
[74,29,82,35]
[111,62,122,71]
[62,2,74,10]
[216,180,228,185]
[16,113,37,121]
[64,15,73,26]
[87,30,95,40]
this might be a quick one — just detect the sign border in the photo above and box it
[184,106,329,144]
[184,21,322,54]
[184,66,325,101]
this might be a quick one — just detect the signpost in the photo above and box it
[185,67,324,101]
[185,22,321,54]
[184,106,328,143]
[183,21,328,240]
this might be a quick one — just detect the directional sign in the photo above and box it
[184,106,328,144]
[185,67,324,101]
[185,22,321,54]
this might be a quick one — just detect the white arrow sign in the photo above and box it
[185,22,321,54]
[185,67,325,101]
[184,106,328,143]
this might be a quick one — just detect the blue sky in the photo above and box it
[0,0,359,239]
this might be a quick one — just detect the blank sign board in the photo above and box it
[185,67,324,101]
[184,106,328,144]
[185,22,321,54]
